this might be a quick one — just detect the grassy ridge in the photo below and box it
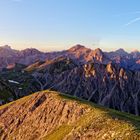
[41,91,140,140]
[0,90,140,140]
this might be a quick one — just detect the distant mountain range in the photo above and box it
[0,44,140,70]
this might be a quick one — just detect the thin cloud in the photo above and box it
[124,17,140,26]
[115,11,140,17]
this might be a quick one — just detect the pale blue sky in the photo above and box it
[0,0,140,52]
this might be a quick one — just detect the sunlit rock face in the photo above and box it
[84,64,96,78]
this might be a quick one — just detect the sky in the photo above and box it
[0,0,140,52]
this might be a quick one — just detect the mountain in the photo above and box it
[131,50,140,58]
[0,45,18,57]
[115,48,128,56]
[0,44,139,70]
[66,45,109,64]
[106,48,140,70]
[107,48,128,58]
[0,44,140,116]
[18,48,46,65]
[1,56,139,115]
[0,45,46,69]
[0,45,19,69]
[0,90,140,140]
[27,57,140,115]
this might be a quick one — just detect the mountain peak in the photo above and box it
[131,50,140,54]
[92,48,106,62]
[0,45,12,50]
[94,48,103,53]
[68,44,87,51]
[20,48,42,55]
[131,50,140,58]
[115,48,127,54]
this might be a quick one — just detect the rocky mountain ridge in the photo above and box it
[0,44,139,70]
[0,90,140,140]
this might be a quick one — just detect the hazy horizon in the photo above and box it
[0,0,140,52]
[0,43,139,53]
